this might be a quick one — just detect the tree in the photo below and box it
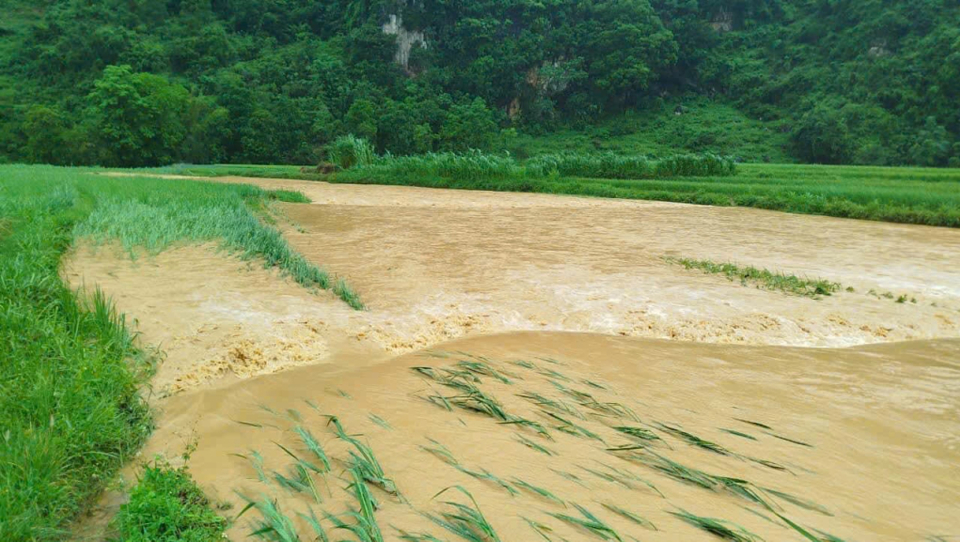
[22,106,70,165]
[345,99,378,142]
[439,98,498,151]
[85,65,220,166]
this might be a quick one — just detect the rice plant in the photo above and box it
[600,503,657,531]
[294,426,332,472]
[514,433,557,456]
[427,486,502,542]
[720,428,758,441]
[327,416,398,495]
[664,257,841,299]
[613,425,662,443]
[669,510,761,542]
[455,360,513,384]
[549,503,623,541]
[540,411,605,442]
[511,479,565,505]
[241,495,302,542]
[522,517,559,541]
[550,468,589,488]
[518,391,587,420]
[764,488,832,516]
[420,439,517,495]
[368,414,393,430]
[326,467,384,542]
[655,423,731,455]
[297,508,330,542]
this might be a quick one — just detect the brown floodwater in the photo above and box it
[111,332,960,542]
[71,174,960,540]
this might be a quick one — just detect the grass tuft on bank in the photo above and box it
[113,459,227,542]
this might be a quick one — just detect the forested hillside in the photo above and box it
[1,0,958,167]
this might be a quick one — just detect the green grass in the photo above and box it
[0,167,153,540]
[665,257,841,298]
[0,164,361,540]
[112,460,227,542]
[426,486,501,542]
[549,503,622,541]
[74,172,364,309]
[669,510,761,542]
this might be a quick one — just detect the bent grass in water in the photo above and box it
[664,256,841,298]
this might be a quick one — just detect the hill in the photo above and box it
[0,0,957,167]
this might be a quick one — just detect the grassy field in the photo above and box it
[152,158,960,228]
[0,165,357,540]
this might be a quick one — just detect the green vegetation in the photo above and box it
[665,257,842,298]
[328,135,375,171]
[152,159,960,227]
[549,503,622,541]
[425,486,502,542]
[527,152,737,179]
[0,167,153,540]
[75,174,364,309]
[0,165,358,540]
[113,460,227,542]
[669,510,760,542]
[2,0,959,167]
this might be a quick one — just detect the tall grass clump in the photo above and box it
[350,151,523,183]
[327,135,375,170]
[527,153,654,179]
[0,166,153,540]
[654,153,737,177]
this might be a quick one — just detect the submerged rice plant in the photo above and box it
[427,486,502,542]
[669,510,761,542]
[327,416,398,495]
[326,468,384,542]
[664,257,840,299]
[600,503,657,531]
[549,503,623,541]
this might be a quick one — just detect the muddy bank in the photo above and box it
[124,332,960,541]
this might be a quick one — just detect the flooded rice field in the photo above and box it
[69,176,960,540]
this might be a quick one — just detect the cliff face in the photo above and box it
[382,12,426,71]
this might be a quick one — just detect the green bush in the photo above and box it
[113,460,226,542]
[327,135,375,170]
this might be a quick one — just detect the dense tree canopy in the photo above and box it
[0,0,958,166]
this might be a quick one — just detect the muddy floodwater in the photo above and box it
[70,175,960,540]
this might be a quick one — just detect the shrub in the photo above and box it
[327,135,375,170]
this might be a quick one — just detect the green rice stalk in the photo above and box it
[514,434,557,456]
[600,503,657,531]
[549,503,622,541]
[428,485,502,542]
[669,510,761,542]
[511,479,565,505]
